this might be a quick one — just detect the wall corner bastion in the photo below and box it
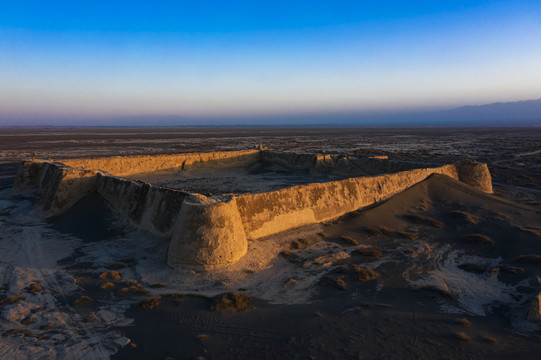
[167,195,248,266]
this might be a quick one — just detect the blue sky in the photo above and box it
[0,1,540,125]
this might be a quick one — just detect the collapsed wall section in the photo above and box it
[97,174,189,234]
[331,157,435,177]
[260,151,313,171]
[15,160,99,217]
[260,150,438,177]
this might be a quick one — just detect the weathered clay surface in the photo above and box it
[167,195,247,265]
[263,150,432,177]
[457,160,493,193]
[13,160,46,192]
[15,160,99,217]
[97,174,189,234]
[332,157,430,177]
[62,150,260,177]
[38,164,99,217]
[260,151,313,171]
[309,154,334,173]
[236,164,459,239]
[12,151,493,265]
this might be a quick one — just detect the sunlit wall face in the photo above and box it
[0,1,540,125]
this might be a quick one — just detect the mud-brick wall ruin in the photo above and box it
[13,150,493,266]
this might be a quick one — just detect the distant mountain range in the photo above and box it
[380,98,541,126]
[122,98,541,126]
[1,98,540,127]
[284,98,541,126]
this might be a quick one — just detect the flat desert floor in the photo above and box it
[1,127,540,360]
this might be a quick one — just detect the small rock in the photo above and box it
[73,296,93,306]
[99,271,122,282]
[335,276,347,290]
[51,334,65,342]
[283,278,297,288]
[99,282,115,290]
[527,293,541,322]
[112,336,131,346]
[341,235,359,245]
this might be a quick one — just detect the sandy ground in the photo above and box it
[1,127,540,359]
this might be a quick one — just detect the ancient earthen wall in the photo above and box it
[236,164,459,239]
[260,151,313,170]
[167,195,248,265]
[61,150,260,177]
[260,150,436,177]
[13,150,493,266]
[96,174,189,234]
[457,160,493,193]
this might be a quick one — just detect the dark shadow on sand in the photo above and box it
[49,192,122,242]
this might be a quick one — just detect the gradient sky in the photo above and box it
[1,1,540,125]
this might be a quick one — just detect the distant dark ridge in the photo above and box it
[1,98,540,127]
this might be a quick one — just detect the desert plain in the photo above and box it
[1,126,541,360]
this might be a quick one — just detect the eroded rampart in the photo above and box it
[13,150,493,266]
